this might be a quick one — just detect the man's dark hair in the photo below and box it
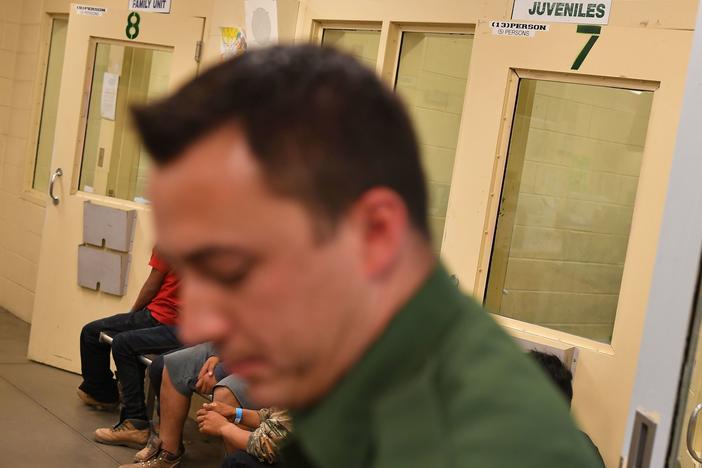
[529,351,573,405]
[132,45,428,238]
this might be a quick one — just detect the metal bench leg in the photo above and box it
[145,371,156,422]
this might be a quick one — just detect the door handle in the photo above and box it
[686,402,702,463]
[49,168,63,205]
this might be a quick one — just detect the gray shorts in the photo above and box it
[215,375,258,410]
[163,343,255,409]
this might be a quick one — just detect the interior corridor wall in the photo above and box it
[0,0,45,323]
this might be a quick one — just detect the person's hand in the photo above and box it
[202,401,236,421]
[195,356,219,395]
[196,407,230,437]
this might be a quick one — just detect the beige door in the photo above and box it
[442,22,692,467]
[27,3,203,373]
[301,4,694,465]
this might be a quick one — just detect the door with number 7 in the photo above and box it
[441,21,692,467]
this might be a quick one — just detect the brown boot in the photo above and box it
[94,419,149,449]
[119,449,182,468]
[134,434,161,462]
[76,388,119,411]
[134,435,186,463]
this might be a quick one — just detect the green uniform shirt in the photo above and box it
[282,265,603,468]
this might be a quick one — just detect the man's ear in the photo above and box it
[349,188,410,278]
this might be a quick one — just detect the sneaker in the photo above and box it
[77,388,119,411]
[119,449,182,468]
[134,433,161,462]
[94,419,150,449]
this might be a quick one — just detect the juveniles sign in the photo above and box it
[512,0,612,25]
[128,0,171,13]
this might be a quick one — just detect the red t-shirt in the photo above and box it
[147,250,181,326]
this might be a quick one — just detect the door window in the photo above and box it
[485,79,653,343]
[394,32,473,252]
[32,17,68,193]
[78,42,172,203]
[321,29,381,69]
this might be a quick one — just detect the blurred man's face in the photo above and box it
[149,125,374,408]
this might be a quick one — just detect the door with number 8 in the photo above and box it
[126,12,141,39]
[28,3,204,375]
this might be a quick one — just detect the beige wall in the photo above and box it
[0,0,299,323]
[0,0,46,323]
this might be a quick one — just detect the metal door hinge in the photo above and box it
[195,40,203,63]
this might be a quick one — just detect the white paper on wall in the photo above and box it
[245,0,278,48]
[74,4,107,16]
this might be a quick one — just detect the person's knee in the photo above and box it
[162,361,192,398]
[214,385,239,407]
[213,386,231,403]
[111,333,133,356]
[80,320,102,342]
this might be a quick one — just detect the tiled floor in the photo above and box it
[0,309,223,467]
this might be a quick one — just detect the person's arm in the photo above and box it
[244,410,293,464]
[220,424,255,451]
[130,267,166,312]
[201,401,261,429]
[198,406,292,463]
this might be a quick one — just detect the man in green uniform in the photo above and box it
[134,45,602,467]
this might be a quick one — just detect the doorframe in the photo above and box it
[622,2,702,466]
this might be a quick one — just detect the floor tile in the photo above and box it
[0,376,119,466]
[0,309,224,467]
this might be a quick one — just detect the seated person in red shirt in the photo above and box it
[77,248,182,449]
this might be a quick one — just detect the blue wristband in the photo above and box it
[234,407,243,424]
